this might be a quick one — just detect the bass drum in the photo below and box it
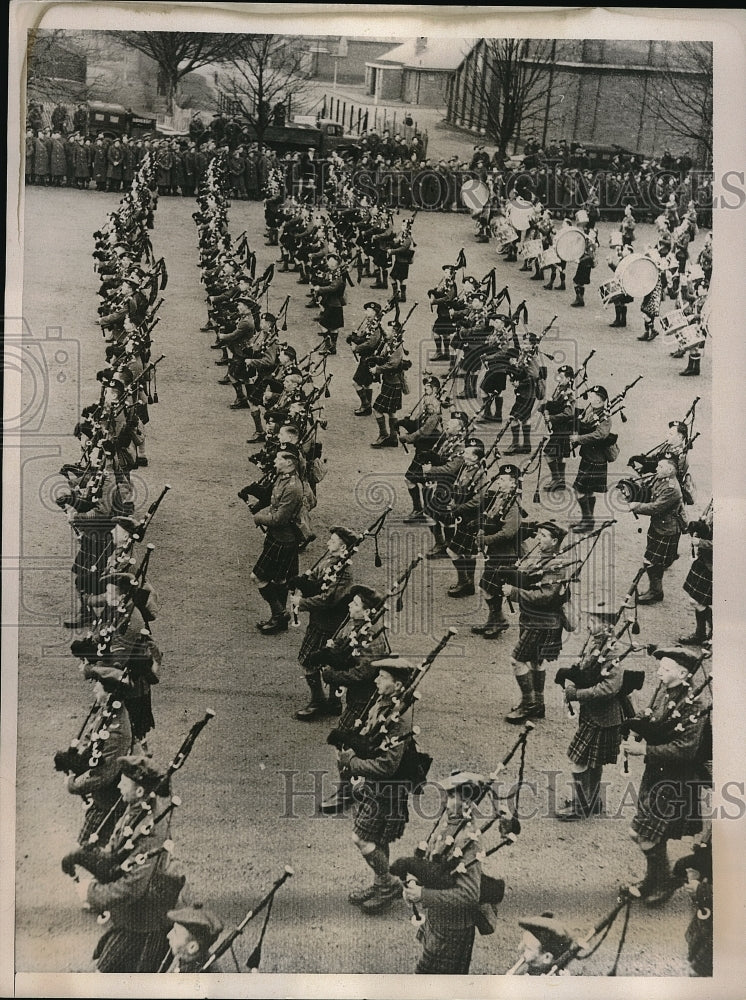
[507,198,535,233]
[615,254,660,297]
[555,228,586,262]
[460,179,489,213]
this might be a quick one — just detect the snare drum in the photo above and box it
[599,278,624,307]
[555,228,587,262]
[609,232,623,248]
[615,254,659,297]
[538,247,561,269]
[517,238,543,260]
[493,220,519,250]
[672,323,706,352]
[659,309,689,335]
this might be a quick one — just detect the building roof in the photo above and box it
[373,37,475,71]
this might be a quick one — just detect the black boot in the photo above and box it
[631,841,674,906]
[680,351,701,376]
[295,674,331,720]
[556,274,566,290]
[472,596,508,636]
[619,305,627,327]
[404,485,426,522]
[427,522,449,559]
[556,770,593,821]
[257,584,289,634]
[610,304,623,327]
[247,410,265,443]
[354,387,373,416]
[571,494,595,533]
[570,286,585,307]
[519,424,532,454]
[230,385,250,409]
[447,561,475,598]
[504,423,522,455]
[371,415,390,448]
[543,272,555,290]
[679,608,709,645]
[399,284,407,303]
[505,672,538,723]
[637,564,664,604]
[64,600,94,629]
[638,321,655,342]
[531,668,546,719]
[319,779,354,814]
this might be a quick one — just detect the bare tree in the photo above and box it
[453,38,556,159]
[220,35,310,145]
[650,42,713,166]
[113,31,245,115]
[26,28,87,102]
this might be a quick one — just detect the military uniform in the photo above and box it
[630,471,685,603]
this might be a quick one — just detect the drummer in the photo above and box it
[606,243,634,328]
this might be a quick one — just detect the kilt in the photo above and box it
[415,922,475,975]
[391,258,410,281]
[352,779,409,844]
[252,535,299,583]
[74,533,114,595]
[299,622,337,671]
[509,393,534,424]
[480,369,507,394]
[631,764,703,844]
[568,720,624,768]
[644,529,680,569]
[247,378,269,406]
[512,621,563,663]
[93,926,170,973]
[573,457,608,494]
[78,794,126,847]
[424,480,457,524]
[573,259,593,286]
[432,317,455,336]
[353,358,376,388]
[448,520,480,558]
[683,557,712,605]
[405,459,426,486]
[545,433,571,461]
[318,305,344,332]
[480,556,514,596]
[373,381,403,415]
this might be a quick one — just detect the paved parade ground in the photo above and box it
[14,184,712,976]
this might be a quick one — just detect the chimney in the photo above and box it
[415,37,427,55]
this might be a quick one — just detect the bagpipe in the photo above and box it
[505,889,634,976]
[328,627,457,767]
[390,724,534,922]
[54,687,128,779]
[570,374,643,458]
[91,542,157,654]
[554,566,648,714]
[61,709,215,878]
[501,519,616,594]
[288,509,392,605]
[687,497,713,543]
[622,649,712,747]
[200,866,294,972]
[619,396,700,504]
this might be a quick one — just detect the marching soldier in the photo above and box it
[624,646,711,907]
[291,526,358,721]
[623,454,686,605]
[401,771,489,974]
[421,411,470,559]
[78,755,184,972]
[398,373,444,521]
[369,321,409,449]
[428,263,458,362]
[313,252,346,356]
[554,599,636,821]
[316,584,391,813]
[569,385,613,535]
[680,502,713,646]
[336,658,415,915]
[501,521,570,723]
[389,217,415,303]
[472,463,523,639]
[347,301,384,417]
[538,364,575,491]
[445,437,488,598]
[250,443,304,635]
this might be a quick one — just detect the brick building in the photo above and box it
[365,37,473,106]
[447,39,712,162]
[303,36,398,84]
